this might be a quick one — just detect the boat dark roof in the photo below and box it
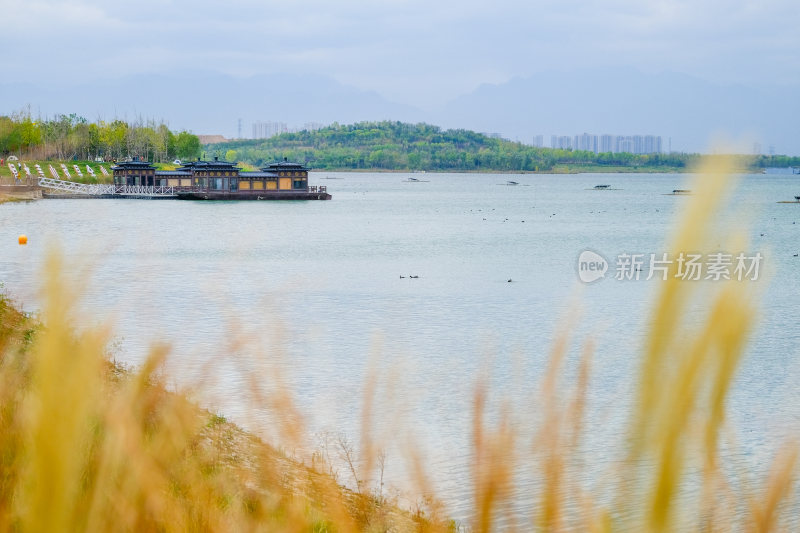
[177,159,240,171]
[112,160,156,170]
[261,159,309,172]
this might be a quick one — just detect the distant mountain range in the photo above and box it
[434,68,800,155]
[0,73,423,137]
[1,68,797,154]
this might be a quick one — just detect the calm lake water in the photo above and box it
[1,171,799,523]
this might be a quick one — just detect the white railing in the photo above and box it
[114,185,174,196]
[38,178,174,197]
[38,177,113,195]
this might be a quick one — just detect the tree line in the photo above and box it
[209,121,800,172]
[5,114,796,172]
[0,110,201,162]
[209,121,698,172]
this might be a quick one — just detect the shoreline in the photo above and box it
[0,185,43,202]
[0,159,781,181]
[309,166,692,174]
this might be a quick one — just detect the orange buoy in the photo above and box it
[18,235,27,245]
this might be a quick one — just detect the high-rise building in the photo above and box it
[252,121,289,139]
[599,134,614,153]
[616,136,634,153]
[574,133,598,153]
[532,135,544,148]
[643,135,662,154]
[551,135,573,149]
[548,133,663,154]
[633,135,645,154]
[550,132,662,154]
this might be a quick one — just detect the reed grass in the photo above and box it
[0,155,796,531]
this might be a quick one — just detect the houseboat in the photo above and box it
[112,158,331,200]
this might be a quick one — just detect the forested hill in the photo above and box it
[207,121,705,172]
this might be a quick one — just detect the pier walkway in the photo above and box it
[38,178,176,198]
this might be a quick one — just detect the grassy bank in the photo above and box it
[0,160,187,184]
[0,160,115,183]
[0,272,443,532]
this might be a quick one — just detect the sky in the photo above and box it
[2,0,798,109]
[1,0,799,153]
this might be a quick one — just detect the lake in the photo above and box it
[1,171,799,523]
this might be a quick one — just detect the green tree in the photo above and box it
[174,132,201,160]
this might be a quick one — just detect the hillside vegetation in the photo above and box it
[3,112,798,174]
[207,121,800,173]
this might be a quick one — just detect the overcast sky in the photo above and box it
[2,0,798,109]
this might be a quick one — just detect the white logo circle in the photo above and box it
[577,250,608,283]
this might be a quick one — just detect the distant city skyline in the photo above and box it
[248,123,669,155]
[240,120,775,155]
[251,121,326,140]
[542,133,663,154]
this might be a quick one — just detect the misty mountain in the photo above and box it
[0,72,423,138]
[435,68,800,154]
[1,68,798,154]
